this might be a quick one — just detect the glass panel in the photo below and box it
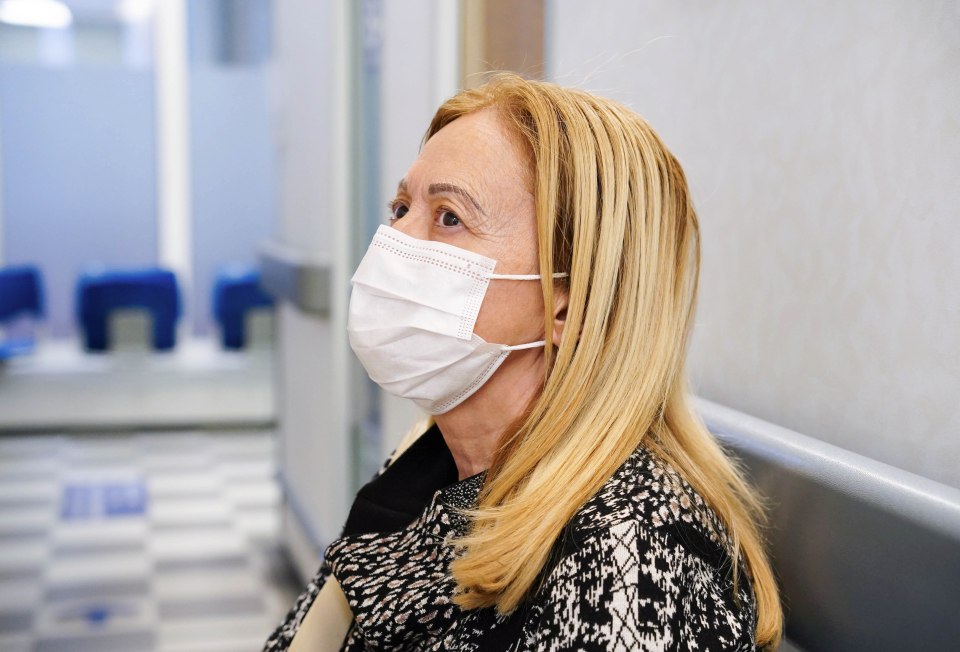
[352,0,385,486]
[0,1,157,339]
[186,0,276,339]
[0,0,158,339]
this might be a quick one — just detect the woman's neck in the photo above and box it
[435,349,544,480]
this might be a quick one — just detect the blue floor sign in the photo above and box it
[61,480,148,519]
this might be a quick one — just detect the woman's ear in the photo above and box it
[552,287,568,347]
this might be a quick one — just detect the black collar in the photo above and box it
[341,423,461,537]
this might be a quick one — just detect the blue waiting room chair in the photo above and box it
[76,267,181,352]
[0,265,45,360]
[212,264,274,349]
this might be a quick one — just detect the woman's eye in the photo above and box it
[439,210,460,227]
[389,201,409,220]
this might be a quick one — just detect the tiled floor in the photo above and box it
[0,429,301,652]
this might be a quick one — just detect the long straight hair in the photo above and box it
[424,73,783,650]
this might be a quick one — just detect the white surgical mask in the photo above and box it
[347,225,566,415]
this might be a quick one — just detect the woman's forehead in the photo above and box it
[408,109,532,203]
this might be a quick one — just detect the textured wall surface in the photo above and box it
[547,1,960,488]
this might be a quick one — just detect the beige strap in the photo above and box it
[288,577,352,652]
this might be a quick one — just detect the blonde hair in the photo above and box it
[423,73,783,649]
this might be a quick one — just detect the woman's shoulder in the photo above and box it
[518,444,759,650]
[569,441,737,572]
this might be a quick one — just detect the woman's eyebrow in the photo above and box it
[395,178,488,217]
[428,182,487,216]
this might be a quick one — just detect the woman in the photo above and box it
[264,73,783,651]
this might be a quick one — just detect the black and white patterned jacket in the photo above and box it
[264,424,759,651]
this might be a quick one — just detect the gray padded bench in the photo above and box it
[695,398,960,652]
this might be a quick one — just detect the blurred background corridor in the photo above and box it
[0,1,957,650]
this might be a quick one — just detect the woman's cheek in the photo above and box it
[473,283,544,345]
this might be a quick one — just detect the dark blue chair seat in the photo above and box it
[0,265,45,360]
[213,264,274,349]
[76,267,181,352]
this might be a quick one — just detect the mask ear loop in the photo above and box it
[485,271,569,350]
[504,340,547,351]
[487,272,570,280]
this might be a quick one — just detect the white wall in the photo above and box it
[547,1,960,488]
[270,0,352,579]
